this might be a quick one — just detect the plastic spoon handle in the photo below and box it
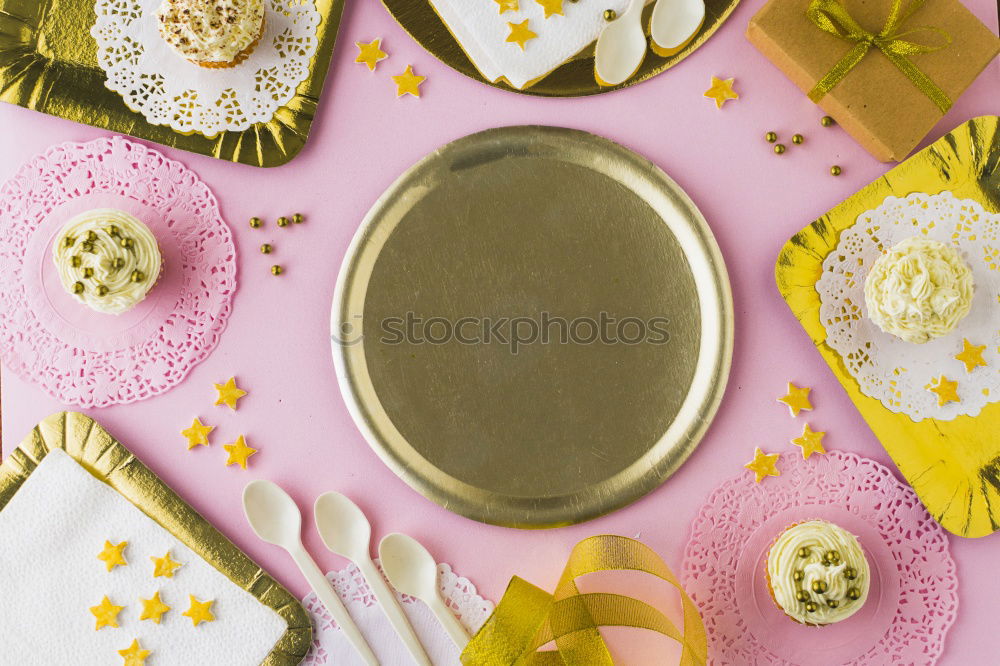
[290,545,379,666]
[428,595,470,649]
[359,559,432,666]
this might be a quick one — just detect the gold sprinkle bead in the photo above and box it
[603,8,616,20]
[73,281,85,294]
[271,265,283,276]
[795,590,809,602]
[826,550,840,563]
[820,115,835,127]
[827,599,839,608]
[130,270,145,283]
[249,216,262,229]
[276,216,289,227]
[792,133,804,144]
[106,225,120,236]
[292,213,304,224]
[797,547,809,558]
[260,243,272,254]
[830,165,842,176]
[96,284,109,296]
[120,237,134,249]
[112,257,126,269]
[804,601,818,612]
[811,580,828,593]
[793,570,804,582]
[774,144,786,154]
[62,236,75,248]
[846,587,861,600]
[82,267,94,279]
[843,567,857,580]
[765,131,777,143]
[81,241,95,253]
[70,255,82,268]
[86,230,98,242]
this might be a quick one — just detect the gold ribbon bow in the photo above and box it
[806,0,952,112]
[460,535,707,666]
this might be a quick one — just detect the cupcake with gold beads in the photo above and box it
[765,520,870,626]
[156,0,266,69]
[52,209,162,315]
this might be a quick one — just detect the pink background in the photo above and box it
[2,0,998,662]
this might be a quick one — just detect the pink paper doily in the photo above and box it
[682,450,957,666]
[0,136,236,407]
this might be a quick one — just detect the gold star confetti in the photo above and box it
[355,39,388,71]
[777,382,813,417]
[928,375,960,406]
[118,639,151,666]
[98,540,128,571]
[392,65,426,97]
[224,434,258,469]
[181,418,214,449]
[506,20,538,50]
[494,0,519,12]
[182,595,216,626]
[536,0,564,17]
[90,596,124,630]
[955,339,987,373]
[214,377,247,410]
[745,447,781,483]
[150,550,183,578]
[791,423,827,459]
[703,76,739,108]
[139,591,170,624]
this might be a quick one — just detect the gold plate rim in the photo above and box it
[331,125,734,528]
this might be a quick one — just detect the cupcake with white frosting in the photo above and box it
[52,209,162,315]
[765,520,870,626]
[156,0,266,68]
[863,237,974,344]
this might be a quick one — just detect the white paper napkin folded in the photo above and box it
[0,449,286,664]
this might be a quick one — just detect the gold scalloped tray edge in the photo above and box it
[775,115,1000,538]
[0,411,311,664]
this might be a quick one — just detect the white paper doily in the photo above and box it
[302,562,493,666]
[91,0,319,137]
[817,191,1000,421]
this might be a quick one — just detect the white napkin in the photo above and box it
[428,0,632,88]
[0,449,286,665]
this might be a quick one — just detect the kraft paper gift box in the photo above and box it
[746,0,999,161]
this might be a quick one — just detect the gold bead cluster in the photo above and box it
[792,546,861,613]
[65,225,140,297]
[248,213,305,276]
[764,116,841,175]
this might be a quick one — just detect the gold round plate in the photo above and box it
[381,0,741,96]
[332,126,733,527]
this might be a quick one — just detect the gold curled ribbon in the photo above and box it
[460,535,707,666]
[806,0,952,112]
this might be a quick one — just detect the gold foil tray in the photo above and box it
[775,116,1000,538]
[382,0,740,96]
[0,412,311,664]
[0,0,344,167]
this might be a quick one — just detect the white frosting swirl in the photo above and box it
[156,0,265,64]
[863,237,974,344]
[766,520,870,625]
[52,209,162,315]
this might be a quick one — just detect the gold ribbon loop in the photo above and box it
[806,0,952,113]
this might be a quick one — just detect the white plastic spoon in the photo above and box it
[379,533,470,650]
[650,0,705,55]
[242,481,378,666]
[315,492,431,666]
[594,0,647,86]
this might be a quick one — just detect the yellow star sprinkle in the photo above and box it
[98,540,128,571]
[745,447,781,483]
[118,639,151,666]
[150,550,183,578]
[928,375,960,406]
[392,65,426,98]
[536,0,564,17]
[506,20,538,50]
[703,76,739,108]
[955,339,987,373]
[791,423,827,459]
[182,595,216,626]
[89,596,124,630]
[355,39,388,71]
[224,434,258,469]
[777,382,813,417]
[181,418,214,449]
[494,0,519,12]
[214,376,247,410]
[139,591,171,624]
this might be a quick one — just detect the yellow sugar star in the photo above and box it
[214,377,247,410]
[355,39,388,71]
[506,20,538,50]
[494,0,519,12]
[536,0,564,17]
[224,434,258,469]
[392,65,426,98]
[777,382,813,417]
[90,596,124,630]
[955,339,987,373]
[745,447,781,483]
[181,417,214,449]
[118,639,151,666]
[139,591,171,624]
[704,76,739,108]
[182,595,216,626]
[929,375,960,406]
[150,550,183,578]
[98,540,128,571]
[791,423,827,459]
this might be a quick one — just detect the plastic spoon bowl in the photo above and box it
[379,532,470,649]
[594,0,647,86]
[650,0,705,55]
[315,493,431,666]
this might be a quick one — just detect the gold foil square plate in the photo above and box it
[0,0,344,167]
[332,126,733,528]
[0,411,311,663]
[776,116,1000,538]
